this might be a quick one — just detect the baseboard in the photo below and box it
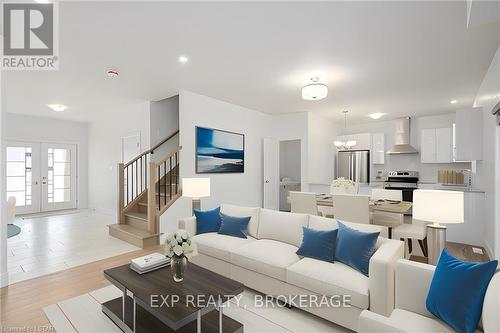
[0,272,9,288]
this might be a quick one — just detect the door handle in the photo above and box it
[265,180,270,183]
[42,181,47,185]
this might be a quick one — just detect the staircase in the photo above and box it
[108,131,182,248]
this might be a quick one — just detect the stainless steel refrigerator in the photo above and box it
[337,150,370,183]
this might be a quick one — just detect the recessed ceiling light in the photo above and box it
[48,104,67,112]
[106,69,119,78]
[178,56,189,63]
[368,113,386,119]
[450,100,457,104]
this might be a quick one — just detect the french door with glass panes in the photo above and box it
[6,141,77,214]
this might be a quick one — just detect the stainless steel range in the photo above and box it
[384,171,419,203]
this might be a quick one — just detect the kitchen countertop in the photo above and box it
[368,180,484,193]
[432,185,485,193]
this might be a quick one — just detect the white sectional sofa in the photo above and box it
[358,259,500,333]
[179,204,404,331]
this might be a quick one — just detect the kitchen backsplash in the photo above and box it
[370,157,471,183]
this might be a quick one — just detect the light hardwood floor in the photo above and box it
[0,246,160,330]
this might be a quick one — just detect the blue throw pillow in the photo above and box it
[296,227,338,262]
[217,213,251,238]
[194,207,221,234]
[426,249,498,333]
[335,222,379,276]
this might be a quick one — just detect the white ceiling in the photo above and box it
[4,1,500,124]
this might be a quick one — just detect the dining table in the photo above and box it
[315,194,413,214]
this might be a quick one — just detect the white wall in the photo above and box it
[5,113,89,209]
[473,44,500,259]
[159,90,274,235]
[88,102,150,215]
[150,95,179,163]
[307,113,339,191]
[342,113,471,183]
[179,90,272,207]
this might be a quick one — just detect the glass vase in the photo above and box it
[171,255,187,282]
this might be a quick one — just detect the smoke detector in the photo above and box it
[106,69,119,78]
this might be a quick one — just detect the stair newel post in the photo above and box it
[117,163,125,224]
[148,162,158,234]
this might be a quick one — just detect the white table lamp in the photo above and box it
[182,178,211,213]
[413,189,464,265]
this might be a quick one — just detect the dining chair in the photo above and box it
[290,191,319,215]
[331,194,370,224]
[370,188,404,238]
[317,206,334,218]
[393,219,428,259]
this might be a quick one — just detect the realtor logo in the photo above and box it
[2,2,59,70]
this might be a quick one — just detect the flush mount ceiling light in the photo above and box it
[335,110,357,150]
[48,104,67,112]
[450,100,457,104]
[106,69,119,78]
[301,77,328,101]
[178,56,189,63]
[368,112,386,120]
[34,0,51,3]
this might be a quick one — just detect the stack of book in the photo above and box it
[130,253,170,274]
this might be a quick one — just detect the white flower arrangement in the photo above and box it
[165,230,198,260]
[331,177,355,188]
[331,177,358,195]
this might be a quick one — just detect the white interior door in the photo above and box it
[40,143,77,212]
[263,138,279,210]
[5,142,41,214]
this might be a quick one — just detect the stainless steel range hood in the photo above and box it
[386,117,419,155]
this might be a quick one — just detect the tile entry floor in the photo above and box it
[7,209,140,284]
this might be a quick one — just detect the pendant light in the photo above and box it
[335,110,357,150]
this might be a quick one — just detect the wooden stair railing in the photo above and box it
[111,131,181,248]
[147,146,182,234]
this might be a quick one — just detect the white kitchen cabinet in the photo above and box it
[454,108,483,161]
[421,128,452,163]
[435,128,453,163]
[371,133,385,164]
[421,129,437,163]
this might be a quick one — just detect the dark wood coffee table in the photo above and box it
[103,262,244,333]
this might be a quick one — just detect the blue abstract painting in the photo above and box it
[196,127,244,173]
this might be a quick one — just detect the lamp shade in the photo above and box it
[413,190,464,224]
[182,178,210,198]
[302,84,328,100]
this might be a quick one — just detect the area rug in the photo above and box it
[43,286,351,333]
[7,224,21,238]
